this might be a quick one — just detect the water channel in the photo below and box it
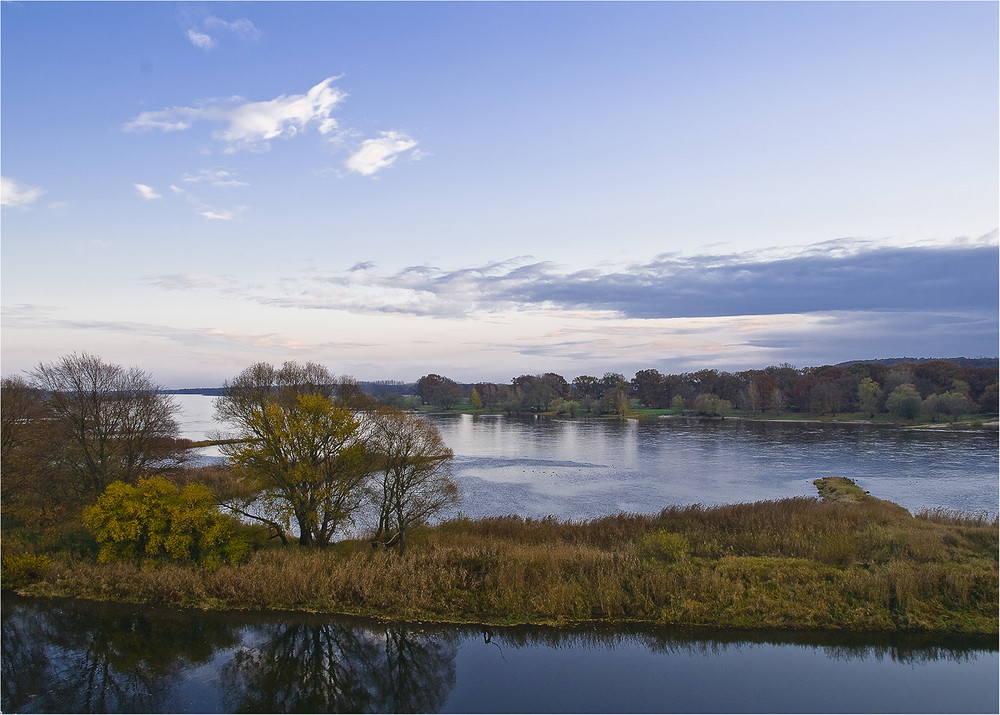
[4,394,995,713]
[3,594,996,714]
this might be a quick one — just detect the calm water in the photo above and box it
[2,595,997,714]
[174,394,999,519]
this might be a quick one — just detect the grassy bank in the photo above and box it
[4,479,996,634]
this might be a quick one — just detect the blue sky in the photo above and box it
[2,1,997,388]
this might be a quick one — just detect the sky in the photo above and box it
[2,1,997,388]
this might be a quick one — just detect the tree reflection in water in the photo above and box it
[1,596,240,713]
[219,618,458,713]
[2,595,994,714]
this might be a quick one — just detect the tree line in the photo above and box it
[412,360,998,419]
[2,354,458,570]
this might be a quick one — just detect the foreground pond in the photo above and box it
[2,595,996,714]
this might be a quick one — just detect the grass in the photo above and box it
[4,480,996,634]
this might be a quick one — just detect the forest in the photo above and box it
[408,359,999,421]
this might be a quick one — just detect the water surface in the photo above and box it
[3,595,996,714]
[173,394,999,520]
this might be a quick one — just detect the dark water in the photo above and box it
[174,395,999,520]
[3,595,997,714]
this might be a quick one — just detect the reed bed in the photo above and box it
[9,495,998,634]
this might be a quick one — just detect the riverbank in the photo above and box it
[4,479,996,634]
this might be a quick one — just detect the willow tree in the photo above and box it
[215,362,373,546]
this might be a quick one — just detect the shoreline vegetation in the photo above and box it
[5,479,997,635]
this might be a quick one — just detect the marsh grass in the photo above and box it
[7,495,997,633]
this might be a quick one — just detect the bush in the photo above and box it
[83,476,258,570]
[1,553,53,588]
[637,530,690,563]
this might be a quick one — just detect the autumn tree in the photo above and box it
[937,391,974,421]
[693,393,731,416]
[415,374,445,405]
[885,384,922,421]
[1,376,51,511]
[29,353,182,496]
[367,407,457,552]
[632,369,669,408]
[857,377,882,418]
[215,362,374,546]
[511,374,567,412]
[415,374,463,409]
[474,382,508,411]
[571,375,601,400]
[737,380,762,415]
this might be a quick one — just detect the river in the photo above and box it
[2,594,996,714]
[174,393,999,519]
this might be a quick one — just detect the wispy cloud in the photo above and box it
[147,273,238,291]
[124,77,346,152]
[169,184,243,221]
[181,168,248,187]
[147,238,999,322]
[204,16,262,41]
[201,209,236,221]
[186,29,215,50]
[134,183,162,200]
[1,304,362,355]
[1,176,45,208]
[186,14,260,50]
[345,131,419,176]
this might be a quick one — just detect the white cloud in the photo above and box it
[201,209,235,221]
[1,176,45,208]
[181,169,248,187]
[125,106,200,133]
[168,183,241,221]
[124,78,346,152]
[186,15,260,50]
[187,29,216,50]
[134,183,162,200]
[345,131,418,176]
[204,16,261,41]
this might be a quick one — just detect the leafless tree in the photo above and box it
[368,407,457,552]
[29,353,181,496]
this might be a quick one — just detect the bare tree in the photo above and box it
[1,376,52,509]
[368,407,457,552]
[29,353,181,496]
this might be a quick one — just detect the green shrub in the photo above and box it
[83,476,257,570]
[637,530,690,563]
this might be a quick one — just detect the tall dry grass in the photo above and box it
[12,496,998,634]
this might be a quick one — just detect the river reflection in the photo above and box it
[3,595,996,713]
